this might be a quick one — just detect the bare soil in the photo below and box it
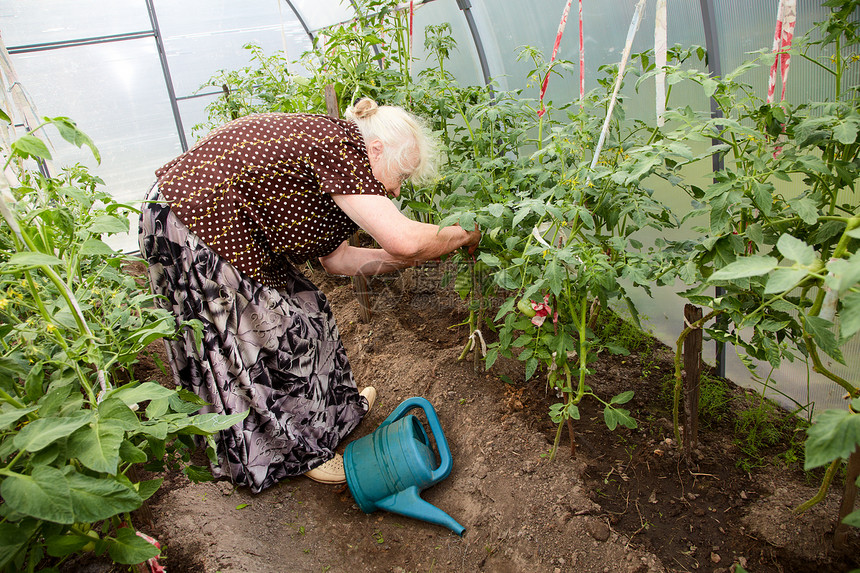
[107,264,860,572]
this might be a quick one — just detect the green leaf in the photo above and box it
[549,402,565,424]
[67,419,125,474]
[14,411,93,452]
[804,315,843,364]
[107,527,160,565]
[46,116,101,162]
[610,407,637,429]
[11,134,52,161]
[108,382,176,406]
[804,409,860,470]
[478,252,501,267]
[0,519,39,568]
[751,181,774,216]
[135,478,163,501]
[98,397,141,432]
[512,334,532,348]
[758,319,790,332]
[776,234,815,265]
[45,533,89,557]
[833,119,858,144]
[840,292,860,339]
[484,347,499,370]
[5,251,64,268]
[709,256,778,280]
[525,357,538,381]
[1,466,74,523]
[746,222,764,246]
[0,405,38,431]
[843,509,860,528]
[85,214,129,235]
[486,203,505,217]
[604,407,619,431]
[610,391,634,405]
[235,503,249,510]
[174,411,248,435]
[176,388,208,406]
[825,254,860,293]
[140,420,168,440]
[67,469,142,522]
[764,268,807,294]
[79,238,118,256]
[119,440,148,464]
[787,196,819,225]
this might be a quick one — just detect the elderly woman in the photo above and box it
[139,99,479,493]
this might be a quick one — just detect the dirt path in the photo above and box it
[124,266,858,573]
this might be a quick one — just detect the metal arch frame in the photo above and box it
[145,0,187,151]
[455,0,493,92]
[282,0,316,45]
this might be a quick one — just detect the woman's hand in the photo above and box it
[463,225,481,255]
[331,194,479,262]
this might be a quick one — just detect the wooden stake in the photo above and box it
[683,304,703,458]
[324,85,372,323]
[834,445,860,548]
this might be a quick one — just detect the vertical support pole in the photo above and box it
[699,0,726,378]
[834,446,860,548]
[683,304,703,457]
[145,0,187,152]
[324,85,372,323]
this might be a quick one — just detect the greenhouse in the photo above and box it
[0,0,859,571]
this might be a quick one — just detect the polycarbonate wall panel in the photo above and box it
[713,2,846,104]
[6,38,183,253]
[7,40,182,203]
[290,0,354,32]
[178,94,222,146]
[157,1,314,98]
[411,1,486,88]
[0,0,150,46]
[1,0,322,253]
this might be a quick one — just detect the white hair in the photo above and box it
[345,98,439,186]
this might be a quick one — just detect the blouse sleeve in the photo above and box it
[307,119,388,197]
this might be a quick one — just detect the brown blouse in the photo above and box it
[155,113,387,287]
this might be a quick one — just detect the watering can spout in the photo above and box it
[376,486,465,536]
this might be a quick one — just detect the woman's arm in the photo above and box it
[319,194,479,276]
[318,241,414,276]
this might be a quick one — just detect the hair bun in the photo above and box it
[350,98,379,119]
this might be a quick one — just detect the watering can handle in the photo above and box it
[382,397,453,482]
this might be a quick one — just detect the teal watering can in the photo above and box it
[344,397,465,536]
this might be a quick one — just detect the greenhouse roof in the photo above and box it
[1,1,846,232]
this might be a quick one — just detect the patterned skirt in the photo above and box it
[138,187,367,493]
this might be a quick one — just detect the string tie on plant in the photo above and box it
[467,329,487,357]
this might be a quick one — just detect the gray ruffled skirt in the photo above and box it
[138,187,367,493]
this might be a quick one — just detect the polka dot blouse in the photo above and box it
[155,113,387,287]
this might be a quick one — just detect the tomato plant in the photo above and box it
[198,0,860,522]
[0,115,246,571]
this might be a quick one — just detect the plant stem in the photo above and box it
[0,387,26,410]
[795,457,841,513]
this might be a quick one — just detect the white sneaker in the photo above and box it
[360,386,377,413]
[304,453,346,484]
